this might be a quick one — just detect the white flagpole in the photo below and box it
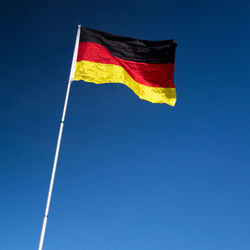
[38,24,81,250]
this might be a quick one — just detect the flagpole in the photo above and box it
[38,24,81,250]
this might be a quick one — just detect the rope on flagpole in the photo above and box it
[38,24,81,250]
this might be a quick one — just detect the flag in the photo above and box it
[73,26,178,106]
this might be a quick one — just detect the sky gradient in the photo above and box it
[1,0,250,249]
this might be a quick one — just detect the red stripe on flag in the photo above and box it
[77,42,175,88]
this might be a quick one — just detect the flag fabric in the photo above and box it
[73,26,178,106]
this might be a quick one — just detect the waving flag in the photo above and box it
[73,26,177,106]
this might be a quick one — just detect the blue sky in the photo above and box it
[1,0,250,249]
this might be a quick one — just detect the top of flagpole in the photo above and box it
[69,25,81,82]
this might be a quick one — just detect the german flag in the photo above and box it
[73,26,178,106]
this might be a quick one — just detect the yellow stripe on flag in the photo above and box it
[74,60,176,106]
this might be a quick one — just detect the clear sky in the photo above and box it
[1,0,250,249]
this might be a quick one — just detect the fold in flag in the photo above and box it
[73,26,178,106]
